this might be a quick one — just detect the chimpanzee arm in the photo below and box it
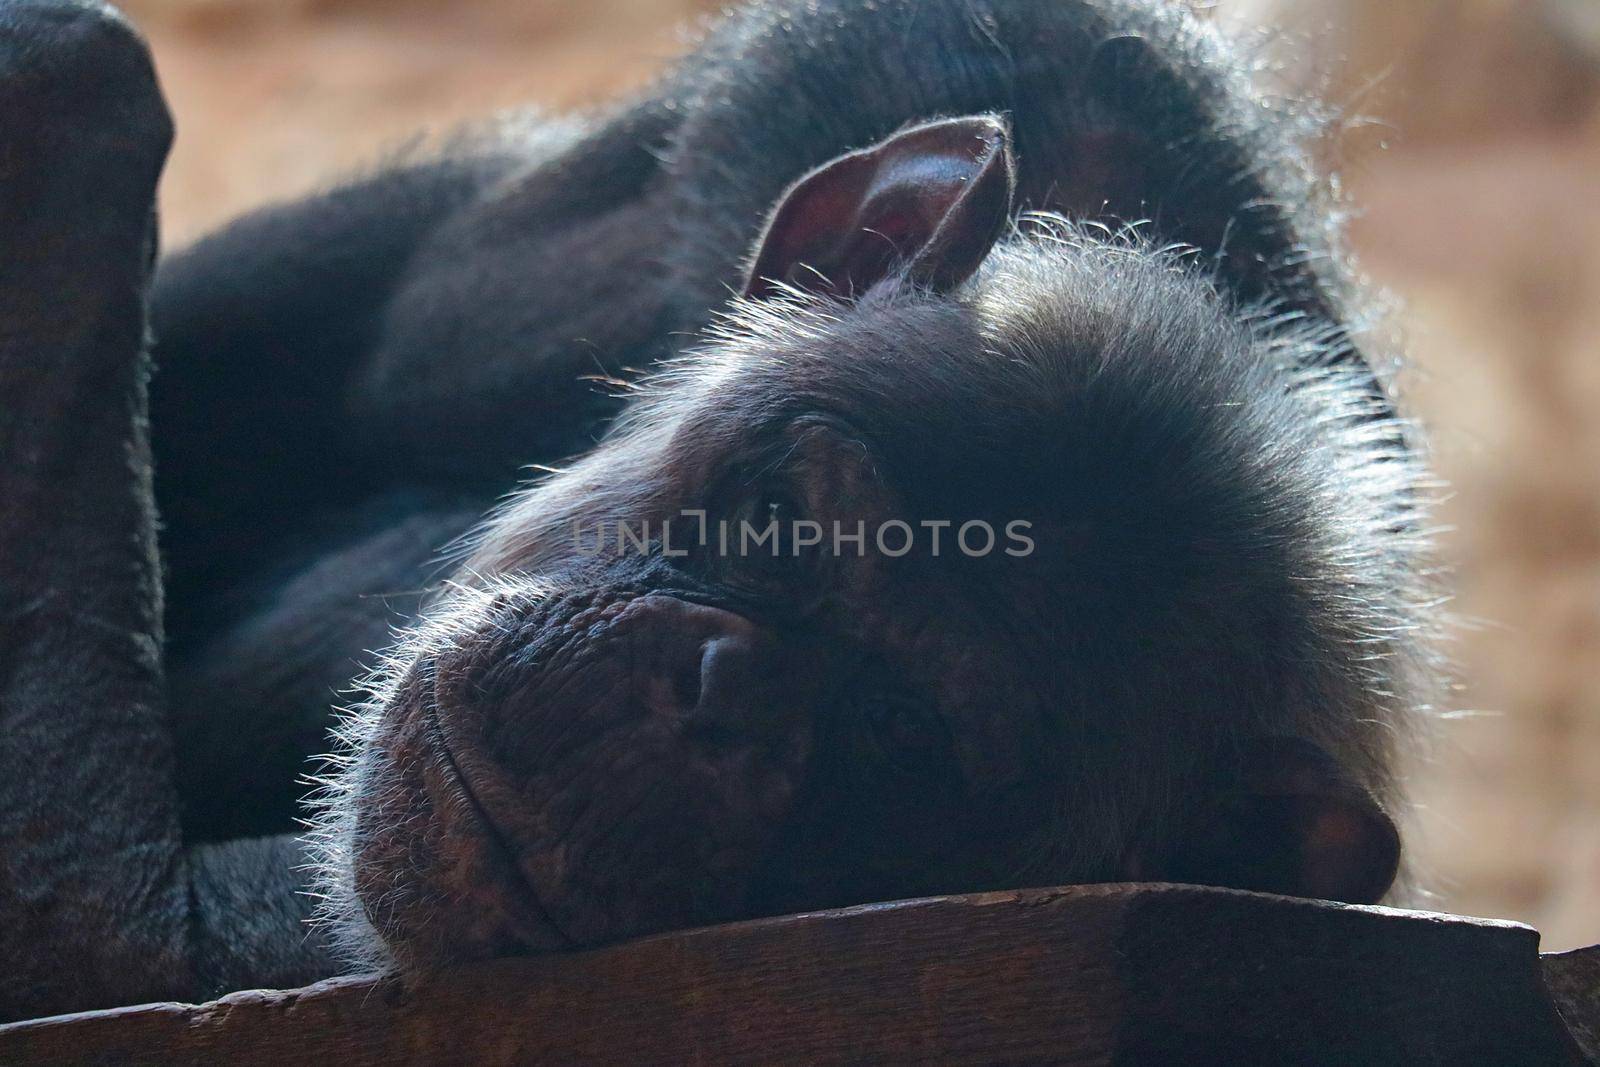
[350,0,1391,493]
[149,131,542,616]
[0,1,327,1019]
[344,98,683,486]
[153,99,685,610]
[149,102,686,845]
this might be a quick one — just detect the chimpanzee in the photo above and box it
[0,0,1434,1019]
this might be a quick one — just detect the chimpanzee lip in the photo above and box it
[389,581,800,956]
[418,698,580,950]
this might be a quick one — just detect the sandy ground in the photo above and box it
[120,0,1600,951]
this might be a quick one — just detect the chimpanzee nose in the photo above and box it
[689,633,769,731]
[638,601,782,742]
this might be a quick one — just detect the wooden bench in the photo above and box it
[3,883,1595,1065]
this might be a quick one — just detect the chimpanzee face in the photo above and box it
[331,117,1408,969]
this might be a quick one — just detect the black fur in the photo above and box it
[0,0,1428,1018]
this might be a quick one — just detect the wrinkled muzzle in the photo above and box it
[350,587,815,966]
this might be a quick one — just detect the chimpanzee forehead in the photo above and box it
[731,264,1243,506]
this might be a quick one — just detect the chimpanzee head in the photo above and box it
[316,117,1427,970]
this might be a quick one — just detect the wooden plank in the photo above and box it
[1545,943,1600,1063]
[0,883,1588,1066]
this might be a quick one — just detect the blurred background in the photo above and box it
[120,0,1599,950]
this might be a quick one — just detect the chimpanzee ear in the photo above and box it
[741,115,1015,301]
[1166,737,1402,905]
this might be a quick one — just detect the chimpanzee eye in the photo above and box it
[706,478,831,604]
[727,484,809,562]
[767,493,798,524]
[736,488,801,529]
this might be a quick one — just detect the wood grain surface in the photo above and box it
[1546,942,1600,1063]
[0,882,1591,1066]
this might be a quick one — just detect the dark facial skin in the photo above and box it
[354,581,822,957]
[352,439,1067,962]
[338,123,1416,965]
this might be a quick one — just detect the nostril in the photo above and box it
[643,651,705,721]
[624,598,777,736]
[678,634,763,740]
[671,652,704,714]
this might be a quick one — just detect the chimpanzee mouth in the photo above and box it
[417,700,580,950]
[345,581,820,966]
